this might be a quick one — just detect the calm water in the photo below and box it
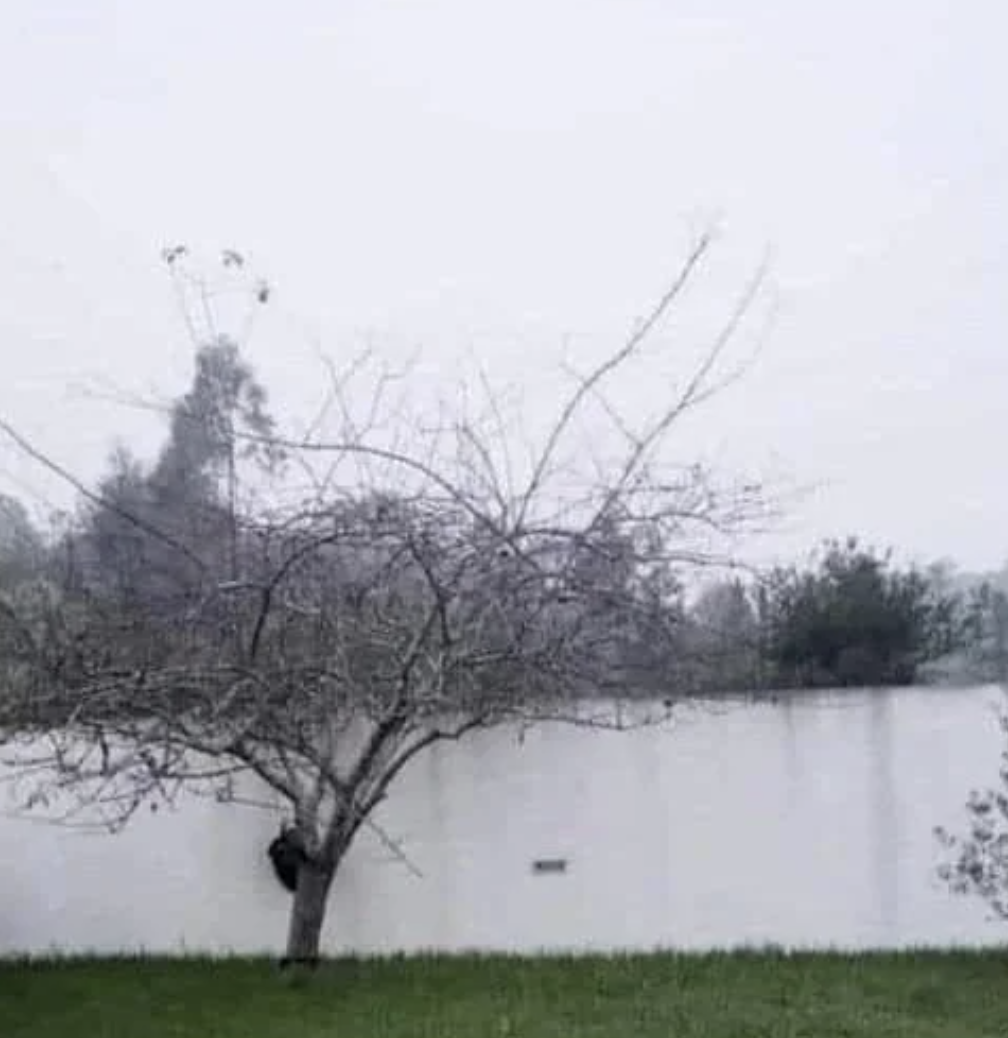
[1,685,1006,955]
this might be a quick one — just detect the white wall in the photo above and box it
[1,686,1006,956]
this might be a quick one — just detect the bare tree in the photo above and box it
[0,237,772,963]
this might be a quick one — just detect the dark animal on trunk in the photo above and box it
[267,824,308,893]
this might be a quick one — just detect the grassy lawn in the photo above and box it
[2,949,1007,1037]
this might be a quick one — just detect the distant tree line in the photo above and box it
[671,538,1000,693]
[1,494,999,700]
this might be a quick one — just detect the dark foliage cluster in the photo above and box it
[675,538,971,694]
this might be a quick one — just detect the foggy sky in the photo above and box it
[1,1,1006,572]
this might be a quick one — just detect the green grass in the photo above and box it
[2,949,1007,1037]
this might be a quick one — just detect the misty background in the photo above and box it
[1,1,1005,574]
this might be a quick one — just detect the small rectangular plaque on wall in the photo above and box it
[531,858,568,874]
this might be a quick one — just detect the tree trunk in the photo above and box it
[283,859,335,965]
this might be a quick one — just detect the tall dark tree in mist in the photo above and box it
[759,537,964,689]
[0,237,771,964]
[0,494,44,586]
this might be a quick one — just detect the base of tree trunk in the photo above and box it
[278,955,322,971]
[284,859,335,964]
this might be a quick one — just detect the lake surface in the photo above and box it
[1,685,1006,955]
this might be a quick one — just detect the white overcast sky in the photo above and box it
[0,1,1006,572]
